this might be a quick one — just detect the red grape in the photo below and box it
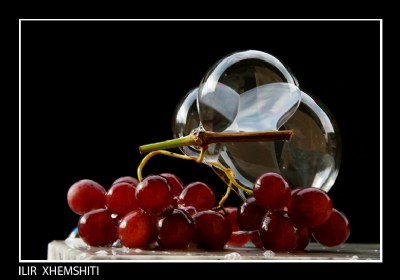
[160,173,185,197]
[156,208,195,249]
[193,210,232,249]
[178,182,215,211]
[237,197,267,231]
[294,224,311,250]
[228,231,250,247]
[106,182,138,217]
[180,205,197,216]
[289,187,333,227]
[78,208,118,247]
[224,207,240,231]
[312,209,350,247]
[67,179,107,215]
[254,173,291,211]
[224,207,248,247]
[291,188,302,196]
[259,211,298,252]
[118,210,155,248]
[113,176,139,187]
[135,175,174,214]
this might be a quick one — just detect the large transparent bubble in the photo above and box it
[198,50,300,129]
[172,50,341,193]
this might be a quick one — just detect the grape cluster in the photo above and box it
[237,173,350,251]
[67,174,231,250]
[67,172,350,252]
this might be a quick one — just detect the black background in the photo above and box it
[21,20,380,260]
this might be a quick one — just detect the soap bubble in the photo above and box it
[198,50,300,134]
[172,50,341,193]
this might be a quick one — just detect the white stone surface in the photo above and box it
[48,239,380,260]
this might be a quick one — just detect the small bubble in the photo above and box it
[224,252,242,260]
[263,250,275,258]
[122,247,130,253]
[95,250,108,256]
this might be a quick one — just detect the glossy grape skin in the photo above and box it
[160,173,185,197]
[254,173,291,211]
[312,209,350,247]
[260,211,298,252]
[106,182,139,217]
[156,208,195,249]
[178,182,215,211]
[228,231,251,247]
[118,210,155,248]
[289,187,333,227]
[289,194,312,251]
[294,225,311,250]
[237,197,267,231]
[78,208,118,247]
[291,188,302,196]
[193,210,232,249]
[113,176,139,187]
[67,179,107,215]
[224,207,240,231]
[135,175,174,214]
[224,207,249,247]
[180,205,198,216]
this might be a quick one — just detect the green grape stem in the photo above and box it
[139,130,293,154]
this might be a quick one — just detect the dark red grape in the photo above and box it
[228,231,250,247]
[156,208,195,249]
[291,188,302,196]
[78,208,118,247]
[172,197,179,208]
[178,182,215,211]
[237,197,267,231]
[67,179,107,215]
[180,205,197,216]
[259,211,298,252]
[113,176,139,186]
[254,173,291,211]
[294,224,311,250]
[289,187,333,227]
[135,175,174,214]
[118,210,155,248]
[312,209,350,247]
[193,210,232,249]
[160,173,185,197]
[106,182,138,217]
[224,207,240,231]
[224,207,249,247]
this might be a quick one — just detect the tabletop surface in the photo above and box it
[48,239,380,261]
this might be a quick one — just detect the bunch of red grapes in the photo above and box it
[67,172,350,252]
